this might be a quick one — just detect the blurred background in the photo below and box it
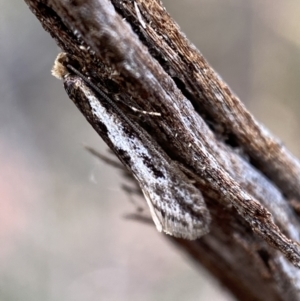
[1,1,300,300]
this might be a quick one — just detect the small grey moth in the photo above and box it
[52,53,211,240]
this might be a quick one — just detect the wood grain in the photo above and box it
[23,1,300,300]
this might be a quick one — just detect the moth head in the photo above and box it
[51,52,70,79]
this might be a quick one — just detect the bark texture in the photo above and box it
[23,0,300,300]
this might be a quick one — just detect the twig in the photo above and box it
[23,1,300,300]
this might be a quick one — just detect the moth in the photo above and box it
[52,53,211,240]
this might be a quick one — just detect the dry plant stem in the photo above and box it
[112,0,300,202]
[35,0,300,265]
[23,0,300,300]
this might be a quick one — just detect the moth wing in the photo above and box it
[140,181,210,240]
[140,186,164,233]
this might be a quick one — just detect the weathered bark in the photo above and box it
[23,1,300,300]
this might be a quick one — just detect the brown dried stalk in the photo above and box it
[23,0,300,300]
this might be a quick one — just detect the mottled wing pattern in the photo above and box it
[52,54,211,240]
